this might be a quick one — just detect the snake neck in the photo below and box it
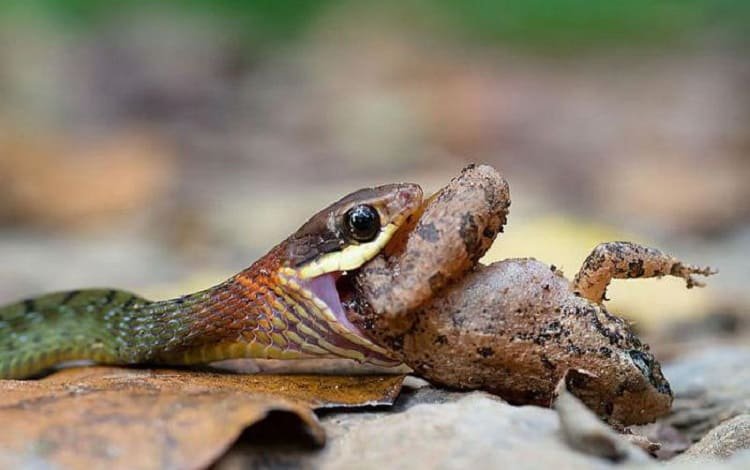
[139,244,398,366]
[0,245,398,379]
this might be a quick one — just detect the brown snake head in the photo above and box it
[284,183,424,274]
[268,183,423,362]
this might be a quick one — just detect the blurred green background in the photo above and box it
[0,1,748,340]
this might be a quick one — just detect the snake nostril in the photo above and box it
[398,185,421,206]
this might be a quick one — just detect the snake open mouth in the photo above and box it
[298,271,364,337]
[288,220,406,343]
[293,268,401,364]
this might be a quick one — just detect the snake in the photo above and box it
[0,183,423,379]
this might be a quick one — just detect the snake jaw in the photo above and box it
[278,219,408,346]
[276,268,395,360]
[275,223,416,359]
[296,272,365,336]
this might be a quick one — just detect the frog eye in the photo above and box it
[344,205,381,242]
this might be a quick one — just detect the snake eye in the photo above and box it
[344,205,380,242]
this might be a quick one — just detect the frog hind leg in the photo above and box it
[572,241,716,304]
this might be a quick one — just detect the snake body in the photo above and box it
[0,184,423,379]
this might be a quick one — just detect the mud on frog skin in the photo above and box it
[349,164,714,425]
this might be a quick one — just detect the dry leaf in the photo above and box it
[0,367,405,470]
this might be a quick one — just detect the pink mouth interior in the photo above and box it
[298,273,365,336]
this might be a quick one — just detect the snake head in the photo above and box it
[285,183,423,275]
[275,183,423,361]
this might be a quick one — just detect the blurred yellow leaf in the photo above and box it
[483,215,713,328]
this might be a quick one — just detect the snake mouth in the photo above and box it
[297,271,365,337]
[292,269,399,364]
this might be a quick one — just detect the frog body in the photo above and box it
[349,164,713,425]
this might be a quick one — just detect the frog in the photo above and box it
[345,164,715,425]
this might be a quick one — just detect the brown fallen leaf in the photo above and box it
[0,367,405,470]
